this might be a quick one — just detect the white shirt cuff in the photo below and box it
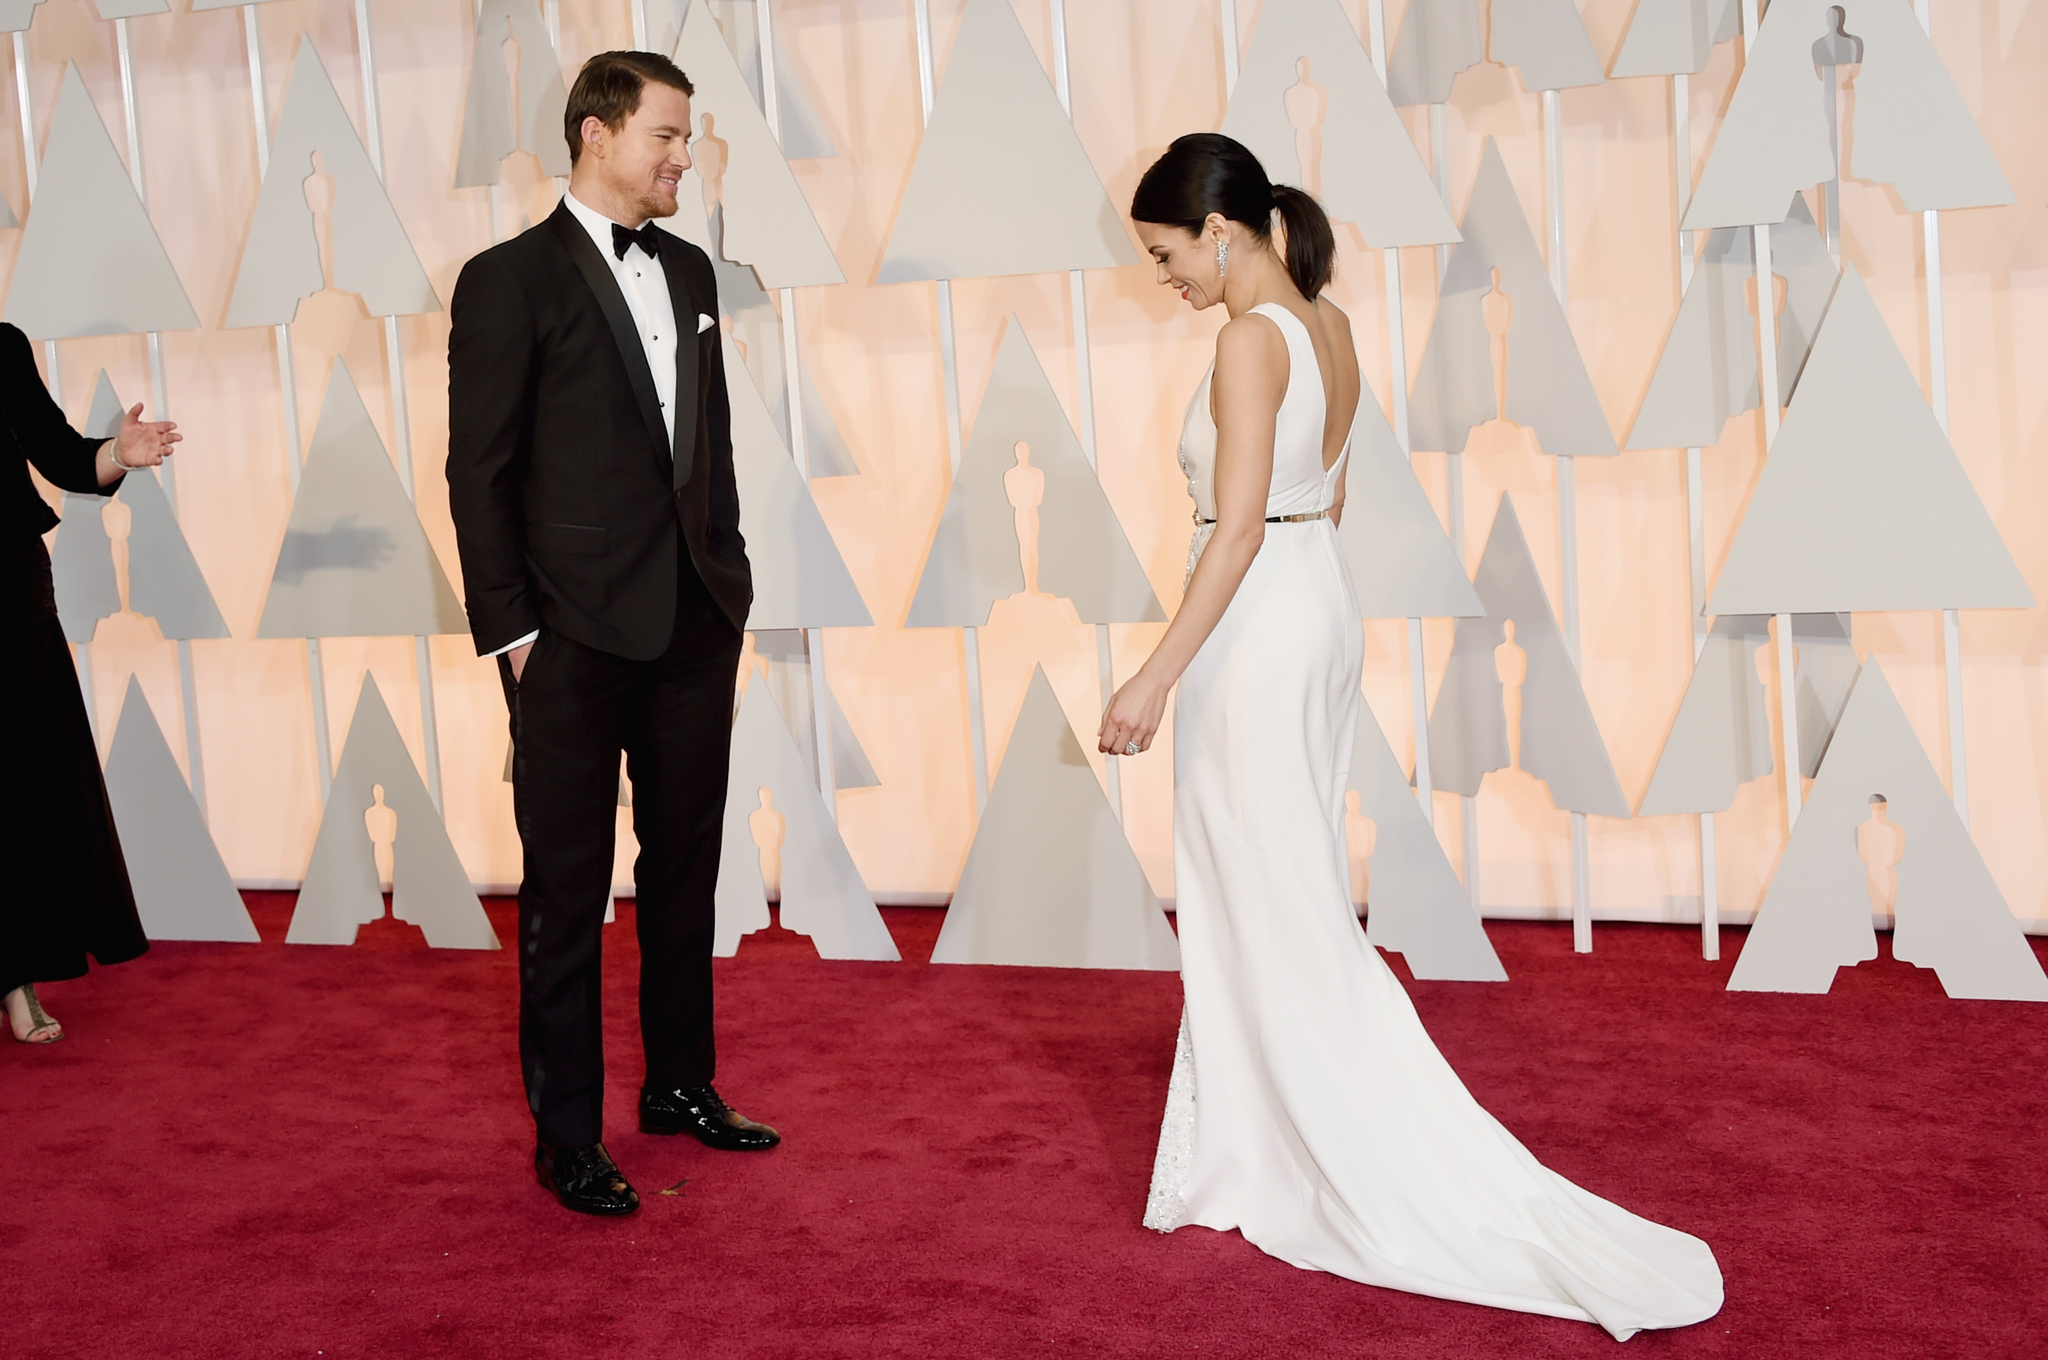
[486,629,539,658]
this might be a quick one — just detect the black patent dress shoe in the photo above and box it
[534,1140,640,1216]
[639,1084,781,1150]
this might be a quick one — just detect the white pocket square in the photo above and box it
[696,312,715,334]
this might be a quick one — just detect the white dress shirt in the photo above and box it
[561,188,680,447]
[491,191,685,660]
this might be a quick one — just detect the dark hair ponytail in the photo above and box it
[1130,132,1336,300]
[1269,183,1335,300]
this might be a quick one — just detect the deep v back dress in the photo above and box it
[1144,302,1723,1341]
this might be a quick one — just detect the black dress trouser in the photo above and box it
[500,551,742,1149]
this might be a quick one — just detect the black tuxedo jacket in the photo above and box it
[446,200,751,661]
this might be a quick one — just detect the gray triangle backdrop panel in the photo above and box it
[1637,612,1860,815]
[82,367,124,441]
[1608,0,1738,79]
[1487,0,1605,91]
[724,336,872,630]
[289,673,498,949]
[653,159,717,257]
[756,638,883,791]
[1427,496,1628,817]
[1386,0,1483,107]
[104,678,257,942]
[712,740,773,957]
[0,0,45,33]
[1790,612,1857,779]
[933,668,1180,970]
[1335,389,1482,619]
[822,681,880,789]
[51,372,125,642]
[1683,0,2012,230]
[711,0,838,161]
[878,0,1138,282]
[673,1,843,288]
[796,360,861,478]
[1349,703,1506,980]
[257,360,468,639]
[717,682,896,960]
[1625,196,1835,452]
[1706,267,2032,616]
[456,0,571,187]
[982,321,1161,623]
[1636,615,1773,816]
[226,41,440,327]
[908,319,1163,627]
[1409,139,1616,459]
[120,464,229,640]
[707,236,862,478]
[1728,663,2048,1001]
[50,491,117,644]
[5,65,198,338]
[707,208,785,385]
[644,0,686,53]
[1219,0,1459,248]
[50,372,226,640]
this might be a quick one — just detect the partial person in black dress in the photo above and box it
[1,322,179,1044]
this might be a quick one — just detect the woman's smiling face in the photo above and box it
[1137,217,1227,311]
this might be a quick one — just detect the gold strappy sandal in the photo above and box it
[8,985,63,1045]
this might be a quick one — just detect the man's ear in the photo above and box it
[581,114,607,160]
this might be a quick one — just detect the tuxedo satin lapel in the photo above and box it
[548,205,671,472]
[659,234,701,489]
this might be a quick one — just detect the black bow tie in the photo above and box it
[612,221,664,262]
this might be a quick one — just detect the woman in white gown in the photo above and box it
[1096,135,1723,1342]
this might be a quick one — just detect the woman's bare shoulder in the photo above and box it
[1213,308,1289,375]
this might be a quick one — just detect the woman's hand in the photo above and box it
[99,402,180,484]
[1098,671,1169,756]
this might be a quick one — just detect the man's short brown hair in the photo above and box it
[564,50,694,166]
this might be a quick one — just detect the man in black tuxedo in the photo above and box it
[447,50,778,1218]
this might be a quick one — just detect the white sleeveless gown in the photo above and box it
[1144,303,1723,1341]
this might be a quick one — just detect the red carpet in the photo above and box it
[6,895,2045,1359]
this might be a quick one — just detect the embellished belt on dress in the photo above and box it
[1193,508,1330,525]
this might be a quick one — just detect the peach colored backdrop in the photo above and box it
[12,0,2047,931]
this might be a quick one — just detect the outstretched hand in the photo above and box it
[113,402,180,471]
[1098,672,1168,757]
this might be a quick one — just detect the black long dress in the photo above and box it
[0,322,147,996]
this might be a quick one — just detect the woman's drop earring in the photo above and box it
[1216,240,1229,280]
